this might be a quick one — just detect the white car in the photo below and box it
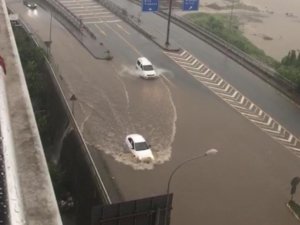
[125,134,154,162]
[136,57,158,79]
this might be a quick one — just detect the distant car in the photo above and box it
[136,57,158,79]
[125,134,154,162]
[23,0,37,9]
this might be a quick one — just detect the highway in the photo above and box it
[7,0,300,224]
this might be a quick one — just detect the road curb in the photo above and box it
[286,202,300,222]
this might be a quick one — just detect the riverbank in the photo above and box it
[176,0,300,61]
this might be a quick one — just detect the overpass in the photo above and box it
[0,0,62,223]
[1,0,300,223]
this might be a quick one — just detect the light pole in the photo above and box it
[164,149,218,225]
[229,0,235,31]
[165,0,174,46]
[46,10,53,55]
[49,10,52,43]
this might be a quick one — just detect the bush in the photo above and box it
[12,26,51,141]
[184,13,299,89]
[184,13,278,68]
[288,200,300,218]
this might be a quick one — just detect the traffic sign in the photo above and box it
[142,0,158,12]
[183,0,199,11]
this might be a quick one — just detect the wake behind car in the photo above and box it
[23,0,37,9]
[136,57,159,79]
[125,134,154,162]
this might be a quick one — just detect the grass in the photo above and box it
[183,13,300,90]
[184,13,278,67]
[288,200,300,219]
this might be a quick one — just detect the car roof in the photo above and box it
[137,57,152,65]
[127,134,146,143]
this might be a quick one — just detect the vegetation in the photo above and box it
[184,13,300,91]
[278,50,300,89]
[12,25,68,201]
[288,200,300,218]
[12,26,53,143]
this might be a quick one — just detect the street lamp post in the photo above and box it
[165,0,174,46]
[49,10,53,43]
[229,0,235,31]
[46,10,53,56]
[164,149,218,225]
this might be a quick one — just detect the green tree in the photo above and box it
[290,50,297,66]
[297,51,300,68]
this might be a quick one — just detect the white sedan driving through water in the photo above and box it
[125,134,154,162]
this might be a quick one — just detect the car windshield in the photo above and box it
[135,142,149,151]
[143,65,154,71]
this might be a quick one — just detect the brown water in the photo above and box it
[200,0,300,60]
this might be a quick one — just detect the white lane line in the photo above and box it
[63,2,99,6]
[287,146,300,152]
[84,19,121,24]
[94,24,106,36]
[116,24,130,35]
[60,0,94,2]
[76,11,111,16]
[103,23,140,55]
[82,15,115,20]
[71,7,105,11]
[164,50,300,154]
[67,5,101,9]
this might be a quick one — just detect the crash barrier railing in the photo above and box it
[106,0,298,95]
[43,0,96,39]
[158,11,298,93]
[0,0,62,224]
[44,0,298,97]
[14,15,112,205]
[95,0,153,39]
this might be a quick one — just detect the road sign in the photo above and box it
[142,0,158,12]
[183,0,199,11]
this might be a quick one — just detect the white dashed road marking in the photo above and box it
[58,0,120,25]
[165,49,300,156]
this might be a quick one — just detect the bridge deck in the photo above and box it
[0,131,8,225]
[0,0,62,223]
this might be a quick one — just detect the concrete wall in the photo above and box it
[0,0,62,224]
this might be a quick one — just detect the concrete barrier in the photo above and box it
[0,0,63,224]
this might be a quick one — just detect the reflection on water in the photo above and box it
[27,9,38,17]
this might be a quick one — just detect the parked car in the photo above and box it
[125,134,154,162]
[136,57,158,79]
[23,0,37,9]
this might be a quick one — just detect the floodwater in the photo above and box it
[77,64,177,170]
[200,0,300,60]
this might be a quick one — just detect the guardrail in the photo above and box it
[102,0,299,100]
[43,0,96,39]
[95,0,153,39]
[157,11,299,95]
